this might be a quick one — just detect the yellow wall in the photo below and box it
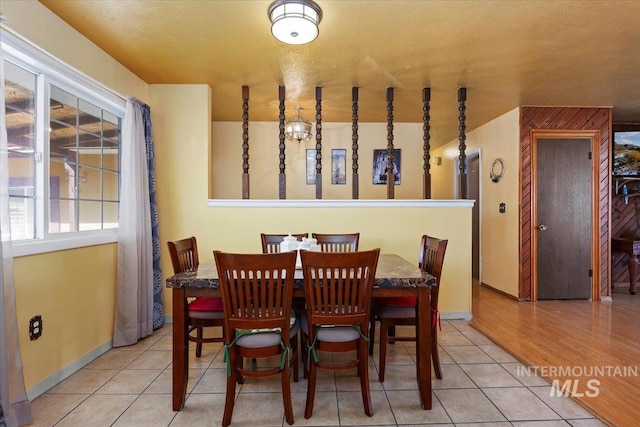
[431,108,520,297]
[1,0,148,391]
[212,122,426,199]
[13,244,117,389]
[199,203,473,315]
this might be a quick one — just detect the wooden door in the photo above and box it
[535,137,592,299]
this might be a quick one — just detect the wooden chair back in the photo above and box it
[260,233,309,253]
[311,232,360,252]
[167,236,199,274]
[213,251,297,335]
[301,248,379,327]
[418,235,448,282]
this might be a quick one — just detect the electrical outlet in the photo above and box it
[29,315,42,340]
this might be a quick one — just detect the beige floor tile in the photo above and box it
[170,393,225,427]
[112,394,177,426]
[462,329,496,346]
[187,348,218,369]
[377,364,420,390]
[337,390,395,426]
[334,364,383,391]
[374,342,415,366]
[149,335,173,351]
[55,394,138,427]
[29,393,89,427]
[225,391,288,426]
[483,386,562,421]
[431,364,476,390]
[564,419,608,426]
[146,367,206,394]
[190,367,229,394]
[386,389,452,424]
[84,349,144,370]
[529,386,598,419]
[479,343,520,363]
[502,362,553,386]
[127,350,173,369]
[118,333,164,351]
[435,388,506,423]
[47,369,119,394]
[96,369,163,394]
[437,331,475,346]
[291,367,336,393]
[447,319,475,332]
[511,421,571,426]
[442,345,495,364]
[460,363,523,388]
[290,391,339,426]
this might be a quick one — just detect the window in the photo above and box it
[2,30,125,254]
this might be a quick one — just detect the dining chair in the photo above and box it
[311,232,360,252]
[260,233,309,253]
[167,236,224,357]
[213,250,299,426]
[369,235,448,382]
[300,248,380,419]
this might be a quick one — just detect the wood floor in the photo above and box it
[470,283,640,427]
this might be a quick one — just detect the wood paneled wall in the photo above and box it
[519,107,612,300]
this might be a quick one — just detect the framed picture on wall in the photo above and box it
[613,129,640,176]
[306,149,316,185]
[372,149,401,185]
[331,149,347,184]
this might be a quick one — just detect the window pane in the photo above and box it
[77,167,100,200]
[78,99,102,134]
[103,170,119,202]
[78,200,102,231]
[103,111,120,143]
[50,122,79,163]
[103,141,120,172]
[49,198,77,233]
[5,60,37,240]
[9,196,35,240]
[103,201,119,229]
[50,85,77,127]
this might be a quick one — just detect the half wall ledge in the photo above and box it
[207,199,475,208]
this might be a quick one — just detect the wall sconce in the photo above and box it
[490,158,505,183]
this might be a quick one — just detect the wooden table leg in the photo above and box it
[415,287,432,409]
[172,288,188,411]
[629,256,638,295]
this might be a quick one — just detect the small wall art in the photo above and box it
[331,149,347,184]
[372,148,401,185]
[306,149,316,185]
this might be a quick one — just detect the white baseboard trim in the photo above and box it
[164,314,172,324]
[27,339,113,401]
[441,312,473,321]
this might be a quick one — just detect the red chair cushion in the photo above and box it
[376,297,416,307]
[189,297,223,311]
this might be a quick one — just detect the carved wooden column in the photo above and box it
[315,86,323,199]
[457,87,467,199]
[241,85,250,199]
[386,87,395,199]
[278,86,286,199]
[352,87,359,199]
[422,87,431,199]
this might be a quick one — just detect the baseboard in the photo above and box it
[480,282,519,300]
[441,312,473,321]
[164,314,172,324]
[26,339,112,401]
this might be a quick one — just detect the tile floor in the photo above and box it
[29,320,606,426]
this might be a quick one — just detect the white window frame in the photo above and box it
[2,28,125,257]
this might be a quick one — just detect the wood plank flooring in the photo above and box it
[470,283,640,427]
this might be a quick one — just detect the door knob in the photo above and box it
[537,224,547,231]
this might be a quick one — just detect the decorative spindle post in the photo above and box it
[315,86,323,199]
[422,87,432,199]
[352,86,359,199]
[278,86,286,199]
[457,87,467,199]
[386,87,395,199]
[241,85,250,199]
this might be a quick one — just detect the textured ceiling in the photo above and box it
[39,0,640,148]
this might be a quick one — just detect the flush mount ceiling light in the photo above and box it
[285,107,313,143]
[268,0,323,45]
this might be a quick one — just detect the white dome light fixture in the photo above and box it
[285,107,313,143]
[268,0,323,45]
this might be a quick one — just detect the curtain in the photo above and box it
[0,33,33,427]
[113,97,163,346]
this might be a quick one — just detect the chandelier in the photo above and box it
[268,0,323,45]
[285,107,313,143]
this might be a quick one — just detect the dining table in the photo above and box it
[166,253,437,411]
